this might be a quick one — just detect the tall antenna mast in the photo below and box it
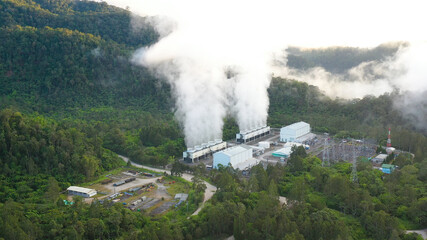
[387,128,392,148]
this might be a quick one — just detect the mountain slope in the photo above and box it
[0,0,158,46]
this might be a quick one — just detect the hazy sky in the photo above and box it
[104,0,427,48]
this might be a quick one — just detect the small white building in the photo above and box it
[213,145,253,169]
[174,193,189,201]
[280,121,311,142]
[272,142,309,158]
[283,142,310,150]
[272,147,293,158]
[372,154,388,164]
[67,186,97,198]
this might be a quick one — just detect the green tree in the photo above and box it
[45,177,60,203]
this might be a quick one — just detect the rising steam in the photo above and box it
[103,0,427,139]
[128,1,285,147]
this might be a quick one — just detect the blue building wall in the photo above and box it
[213,152,230,169]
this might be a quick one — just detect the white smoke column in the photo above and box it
[128,0,286,146]
[233,63,272,132]
[103,0,427,136]
[132,48,229,148]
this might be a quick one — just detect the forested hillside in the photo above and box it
[1,0,158,46]
[0,0,426,239]
[0,25,170,111]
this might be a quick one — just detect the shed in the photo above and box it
[272,147,292,158]
[174,193,189,201]
[372,154,388,164]
[67,186,97,198]
[381,164,396,174]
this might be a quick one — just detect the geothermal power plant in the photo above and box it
[183,139,227,163]
[236,125,270,143]
[183,125,271,163]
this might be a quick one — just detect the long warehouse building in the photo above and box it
[280,121,310,142]
[236,126,270,143]
[67,186,97,198]
[183,139,227,163]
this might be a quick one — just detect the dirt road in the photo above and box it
[118,155,217,216]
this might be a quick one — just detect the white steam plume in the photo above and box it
[102,0,427,135]
[127,1,286,147]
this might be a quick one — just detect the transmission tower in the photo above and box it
[322,138,330,167]
[343,140,348,162]
[331,140,336,163]
[351,140,358,183]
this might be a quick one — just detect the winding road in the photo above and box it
[118,155,217,216]
[406,229,427,239]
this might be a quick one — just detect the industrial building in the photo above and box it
[236,126,270,143]
[67,186,97,198]
[213,145,255,170]
[280,121,311,142]
[183,139,227,163]
[372,154,388,164]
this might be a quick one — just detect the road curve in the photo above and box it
[406,229,427,239]
[118,155,217,216]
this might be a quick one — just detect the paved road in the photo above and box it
[118,155,217,216]
[406,229,427,239]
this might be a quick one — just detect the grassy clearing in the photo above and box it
[164,177,191,197]
[81,164,162,188]
[81,167,127,187]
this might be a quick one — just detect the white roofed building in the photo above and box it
[280,121,311,142]
[372,154,388,164]
[67,186,97,198]
[213,145,253,169]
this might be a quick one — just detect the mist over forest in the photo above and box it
[286,43,403,74]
